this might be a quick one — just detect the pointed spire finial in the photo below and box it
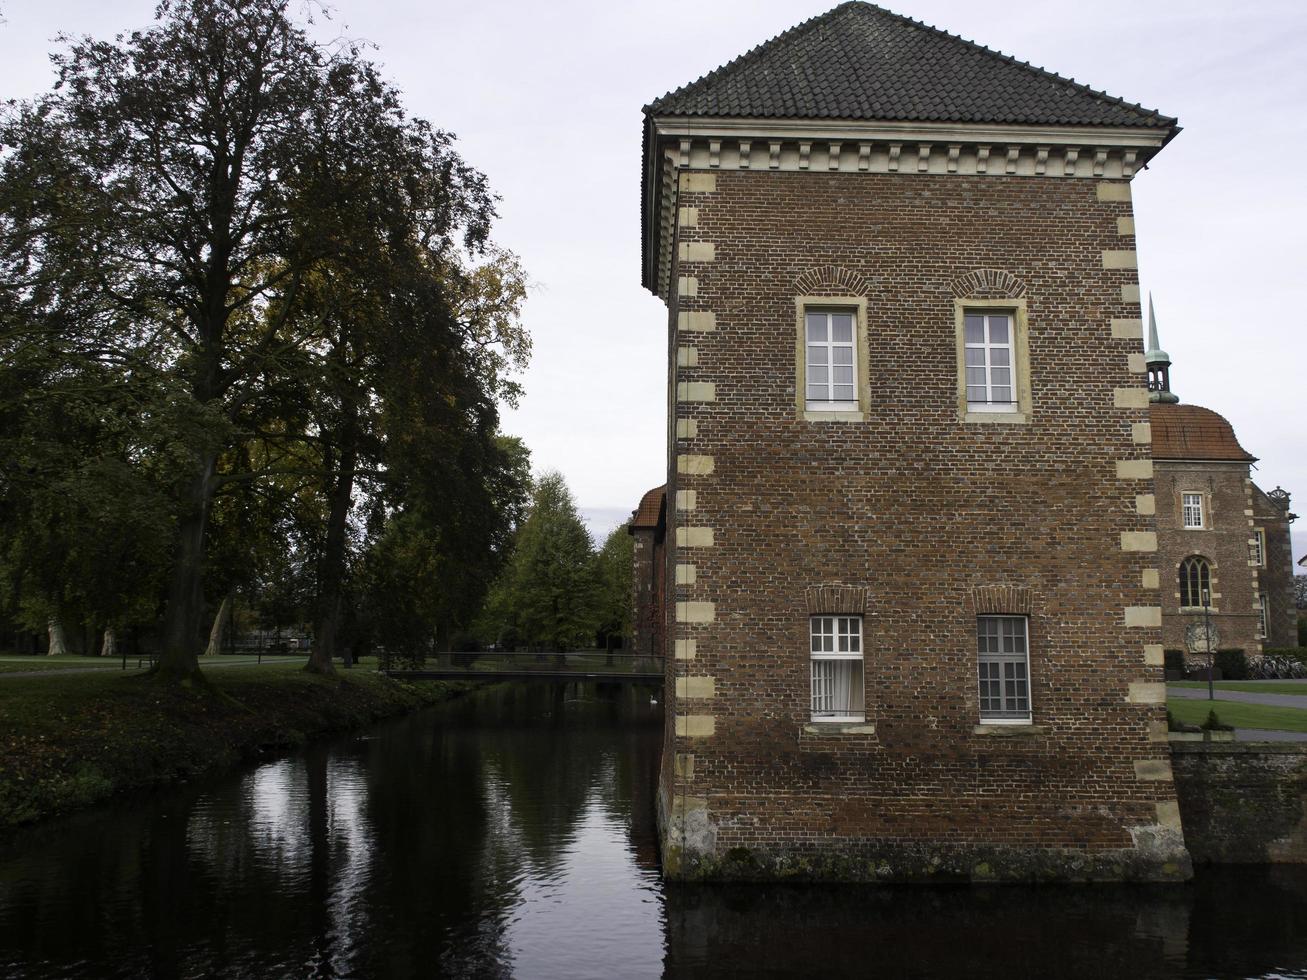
[1143,292,1178,403]
[1147,293,1160,353]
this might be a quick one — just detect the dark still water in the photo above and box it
[2,684,1307,979]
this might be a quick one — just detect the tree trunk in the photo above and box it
[204,594,233,657]
[309,444,355,676]
[47,618,70,657]
[157,455,215,682]
[101,627,117,659]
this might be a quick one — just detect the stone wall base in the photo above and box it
[657,786,1191,883]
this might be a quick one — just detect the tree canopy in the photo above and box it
[0,0,530,677]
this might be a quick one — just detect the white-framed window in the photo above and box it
[963,311,1017,412]
[1251,528,1266,567]
[804,310,858,411]
[977,615,1031,723]
[1259,595,1269,639]
[810,615,864,722]
[1182,492,1204,529]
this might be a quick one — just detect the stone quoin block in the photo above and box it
[675,715,716,738]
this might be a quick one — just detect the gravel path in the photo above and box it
[1167,686,1307,710]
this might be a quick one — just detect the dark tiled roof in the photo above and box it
[1150,404,1256,463]
[646,2,1176,130]
[630,485,666,530]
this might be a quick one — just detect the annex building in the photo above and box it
[636,1,1197,882]
[1142,312,1297,660]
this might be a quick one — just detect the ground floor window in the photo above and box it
[1259,595,1269,639]
[977,615,1031,723]
[810,615,864,722]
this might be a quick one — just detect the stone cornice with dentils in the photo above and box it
[649,128,1161,302]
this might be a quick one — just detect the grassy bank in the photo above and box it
[1167,697,1307,733]
[1,664,464,826]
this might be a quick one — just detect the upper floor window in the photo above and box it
[964,311,1017,413]
[1251,528,1266,567]
[810,615,864,722]
[1179,556,1211,609]
[804,310,858,411]
[1182,492,1204,529]
[977,615,1031,723]
[954,299,1032,423]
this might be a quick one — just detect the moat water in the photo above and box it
[3,682,1307,978]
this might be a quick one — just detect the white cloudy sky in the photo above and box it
[3,0,1304,558]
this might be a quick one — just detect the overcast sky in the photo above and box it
[3,0,1304,559]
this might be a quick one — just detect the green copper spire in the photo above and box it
[1143,293,1178,403]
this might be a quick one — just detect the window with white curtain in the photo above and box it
[977,615,1031,723]
[810,615,864,722]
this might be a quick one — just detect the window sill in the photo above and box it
[803,409,864,423]
[803,721,875,735]
[1179,607,1220,614]
[963,411,1028,425]
[973,723,1043,737]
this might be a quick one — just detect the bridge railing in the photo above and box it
[380,648,666,677]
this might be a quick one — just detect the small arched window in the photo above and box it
[1179,556,1211,608]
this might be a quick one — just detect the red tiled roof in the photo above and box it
[1150,403,1255,463]
[631,485,666,529]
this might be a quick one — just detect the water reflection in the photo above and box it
[1,682,1307,978]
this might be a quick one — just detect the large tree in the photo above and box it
[0,0,503,680]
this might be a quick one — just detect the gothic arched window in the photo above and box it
[1179,556,1211,608]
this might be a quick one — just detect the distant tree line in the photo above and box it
[0,0,534,680]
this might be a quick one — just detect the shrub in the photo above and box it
[1201,708,1233,732]
[1215,648,1248,680]
[1264,647,1307,664]
[1164,649,1185,673]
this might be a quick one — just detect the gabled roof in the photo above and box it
[646,2,1177,131]
[1150,404,1256,463]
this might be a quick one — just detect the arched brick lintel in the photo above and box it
[967,585,1034,615]
[806,585,869,615]
[950,268,1028,299]
[795,266,872,297]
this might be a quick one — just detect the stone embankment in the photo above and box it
[1172,742,1307,863]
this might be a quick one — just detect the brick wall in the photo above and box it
[631,524,665,657]
[1154,462,1263,659]
[1172,742,1307,863]
[659,168,1186,881]
[1254,487,1298,648]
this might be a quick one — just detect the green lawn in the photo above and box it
[0,655,129,674]
[1171,681,1307,696]
[1168,697,1307,733]
[0,653,380,676]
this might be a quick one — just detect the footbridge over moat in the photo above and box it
[383,651,664,684]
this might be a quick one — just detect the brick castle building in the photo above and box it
[637,2,1194,882]
[1143,308,1297,660]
